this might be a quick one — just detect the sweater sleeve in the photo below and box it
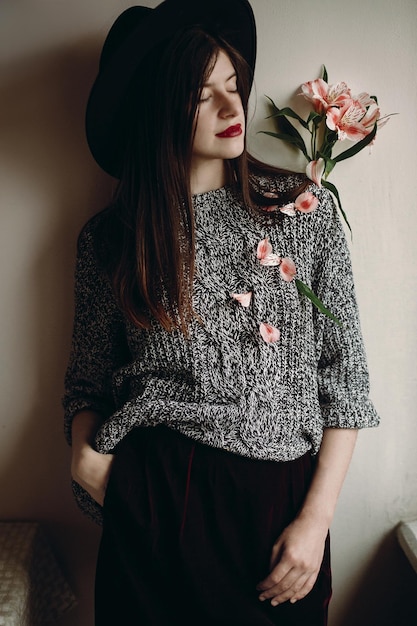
[62,218,131,445]
[312,190,380,429]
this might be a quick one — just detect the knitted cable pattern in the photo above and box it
[63,174,379,523]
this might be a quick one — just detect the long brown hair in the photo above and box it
[97,26,307,333]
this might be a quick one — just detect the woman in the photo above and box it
[63,1,379,624]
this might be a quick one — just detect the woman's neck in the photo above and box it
[190,159,227,194]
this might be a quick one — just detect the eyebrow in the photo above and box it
[203,72,237,87]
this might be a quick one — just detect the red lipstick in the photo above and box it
[216,124,243,138]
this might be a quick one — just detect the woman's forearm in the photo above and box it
[257,427,358,605]
[71,410,103,450]
[298,427,358,527]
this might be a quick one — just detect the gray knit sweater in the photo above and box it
[63,174,379,523]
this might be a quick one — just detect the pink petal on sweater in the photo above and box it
[279,203,296,216]
[294,191,319,214]
[260,253,281,267]
[231,292,253,307]
[260,322,281,343]
[257,237,273,260]
[279,257,297,282]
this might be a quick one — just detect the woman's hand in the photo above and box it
[256,513,328,606]
[257,428,359,606]
[71,444,114,506]
[70,410,114,506]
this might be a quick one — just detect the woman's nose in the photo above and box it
[219,93,241,118]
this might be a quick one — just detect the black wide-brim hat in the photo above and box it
[85,0,257,177]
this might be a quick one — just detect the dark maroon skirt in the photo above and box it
[95,426,331,626]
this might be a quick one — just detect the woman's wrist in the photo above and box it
[296,503,334,531]
[296,428,358,530]
[71,410,102,449]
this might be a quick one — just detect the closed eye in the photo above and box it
[200,71,238,99]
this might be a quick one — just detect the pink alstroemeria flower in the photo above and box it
[294,191,319,214]
[326,99,371,141]
[306,158,325,187]
[230,292,252,308]
[301,78,351,114]
[355,92,377,109]
[279,203,297,217]
[280,257,297,282]
[360,102,381,131]
[257,238,281,266]
[259,322,281,343]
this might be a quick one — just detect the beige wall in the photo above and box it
[1,1,416,624]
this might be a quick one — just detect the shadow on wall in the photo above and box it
[0,36,114,626]
[337,529,417,626]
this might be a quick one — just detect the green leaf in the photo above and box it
[295,279,342,326]
[264,96,311,158]
[321,179,352,236]
[265,97,309,129]
[268,106,311,130]
[332,124,377,163]
[318,129,337,157]
[318,143,334,160]
[307,111,324,126]
[258,131,310,161]
[323,158,336,177]
[321,65,328,83]
[265,95,280,114]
